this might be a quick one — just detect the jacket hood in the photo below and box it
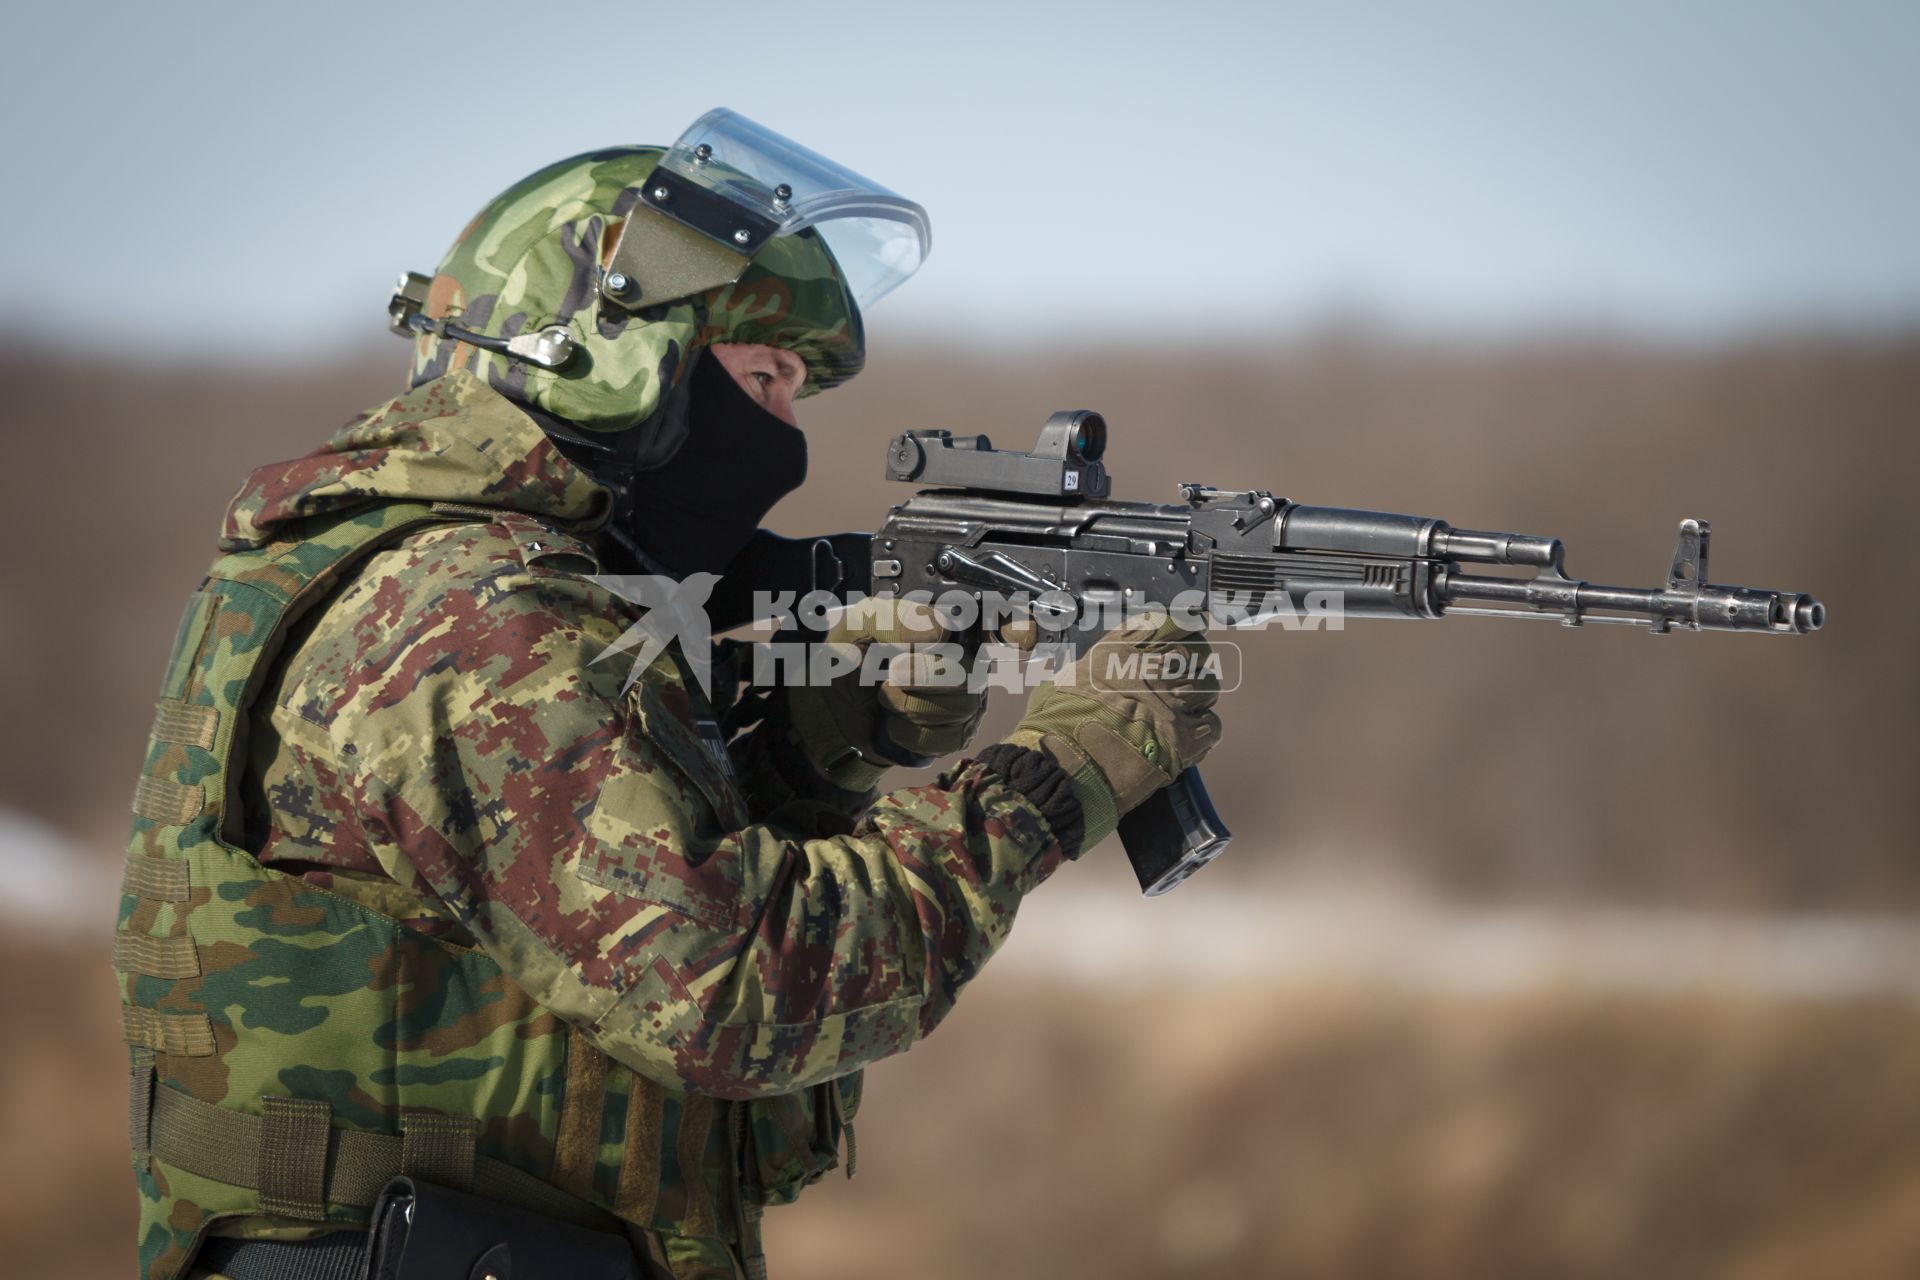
[220,371,612,550]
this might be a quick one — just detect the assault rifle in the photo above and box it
[718,411,1824,897]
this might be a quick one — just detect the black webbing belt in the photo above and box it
[198,1177,654,1280]
[196,1234,368,1280]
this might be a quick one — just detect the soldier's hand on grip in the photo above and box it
[788,596,986,791]
[1004,611,1223,850]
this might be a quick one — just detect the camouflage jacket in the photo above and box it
[229,370,1070,1097]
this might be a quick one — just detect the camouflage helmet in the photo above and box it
[405,146,865,434]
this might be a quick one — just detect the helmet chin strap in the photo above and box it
[387,271,578,371]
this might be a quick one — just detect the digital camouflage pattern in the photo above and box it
[122,369,1071,1280]
[407,147,865,434]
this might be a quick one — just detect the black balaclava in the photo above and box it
[546,349,809,577]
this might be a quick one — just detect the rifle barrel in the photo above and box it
[1440,569,1824,634]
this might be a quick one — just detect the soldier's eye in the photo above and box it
[752,371,775,393]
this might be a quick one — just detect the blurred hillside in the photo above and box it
[3,330,1918,1279]
[4,330,1913,906]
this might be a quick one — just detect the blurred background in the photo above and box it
[4,2,1918,1276]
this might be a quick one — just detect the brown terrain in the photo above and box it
[2,330,1915,1276]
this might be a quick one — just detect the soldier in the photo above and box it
[118,110,1222,1280]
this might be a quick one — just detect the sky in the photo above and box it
[4,0,1917,356]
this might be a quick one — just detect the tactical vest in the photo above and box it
[119,502,857,1280]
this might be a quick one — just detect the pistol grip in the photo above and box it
[1117,768,1232,896]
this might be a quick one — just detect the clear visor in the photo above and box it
[658,108,930,306]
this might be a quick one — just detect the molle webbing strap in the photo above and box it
[130,1049,156,1171]
[122,854,190,902]
[832,1076,858,1180]
[260,1097,333,1220]
[146,1085,618,1229]
[151,698,218,750]
[675,1094,719,1239]
[728,1103,767,1280]
[113,932,200,980]
[551,1027,610,1199]
[614,1073,666,1224]
[123,1006,215,1057]
[400,1112,478,1192]
[133,774,203,825]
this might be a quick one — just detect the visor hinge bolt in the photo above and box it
[733,229,753,245]
[772,183,792,210]
[692,143,712,164]
[651,185,670,203]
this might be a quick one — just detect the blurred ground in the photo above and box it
[2,330,1916,1276]
[766,978,1920,1280]
[10,922,1920,1280]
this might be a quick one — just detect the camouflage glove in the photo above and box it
[1000,613,1223,853]
[787,597,986,791]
